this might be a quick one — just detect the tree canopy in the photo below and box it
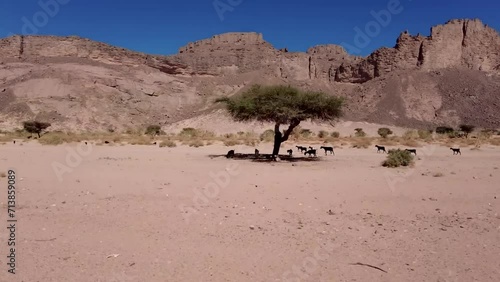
[215,84,343,125]
[216,84,344,157]
[23,121,51,137]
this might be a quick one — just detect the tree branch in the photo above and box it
[281,118,301,143]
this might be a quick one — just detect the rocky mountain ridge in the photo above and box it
[0,18,499,132]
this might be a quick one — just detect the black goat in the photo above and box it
[320,146,334,155]
[405,149,417,155]
[296,146,307,153]
[226,150,235,158]
[304,149,317,157]
[375,145,386,153]
[450,148,461,155]
[287,149,293,156]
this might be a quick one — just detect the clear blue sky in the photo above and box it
[1,0,499,56]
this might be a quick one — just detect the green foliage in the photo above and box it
[382,149,414,168]
[377,127,393,138]
[145,125,161,136]
[331,131,340,138]
[23,121,51,137]
[215,84,344,124]
[435,126,454,134]
[459,124,475,137]
[354,128,366,137]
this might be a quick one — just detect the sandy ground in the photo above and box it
[0,142,499,282]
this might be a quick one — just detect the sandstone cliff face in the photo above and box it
[335,19,500,83]
[0,19,499,131]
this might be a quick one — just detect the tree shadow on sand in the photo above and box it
[208,153,323,163]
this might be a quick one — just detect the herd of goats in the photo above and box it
[225,144,463,158]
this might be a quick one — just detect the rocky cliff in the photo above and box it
[0,18,499,131]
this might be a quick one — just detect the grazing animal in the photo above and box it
[84,141,88,145]
[226,150,235,158]
[13,140,15,144]
[320,146,334,155]
[255,149,260,156]
[450,148,461,155]
[296,146,307,153]
[375,145,386,153]
[287,149,293,156]
[153,142,157,145]
[309,146,314,150]
[304,149,317,157]
[405,149,417,155]
[104,141,110,144]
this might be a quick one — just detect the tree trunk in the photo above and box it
[272,119,301,158]
[37,132,41,138]
[272,123,282,156]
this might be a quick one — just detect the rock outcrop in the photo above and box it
[335,19,500,83]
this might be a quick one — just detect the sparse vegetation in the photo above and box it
[23,121,51,138]
[318,130,329,139]
[354,128,366,137]
[433,172,444,177]
[331,131,340,138]
[458,124,475,138]
[377,127,393,138]
[189,140,205,147]
[435,126,454,134]
[145,125,161,137]
[260,129,275,142]
[351,138,372,149]
[160,140,176,148]
[382,149,414,168]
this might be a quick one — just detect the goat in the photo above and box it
[304,149,317,157]
[296,146,307,153]
[320,146,334,155]
[255,149,260,157]
[450,148,461,155]
[405,149,417,155]
[13,140,15,144]
[375,145,386,153]
[287,149,293,156]
[84,141,88,145]
[309,146,314,150]
[226,150,235,158]
[104,141,110,144]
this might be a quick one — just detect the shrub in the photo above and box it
[145,125,161,136]
[418,129,433,140]
[458,124,475,138]
[23,121,51,138]
[402,130,419,140]
[189,140,205,147]
[479,129,495,139]
[382,149,414,168]
[160,140,176,148]
[378,127,393,138]
[351,138,372,149]
[299,128,313,138]
[435,126,454,134]
[354,128,366,137]
[318,130,329,139]
[331,131,340,138]
[223,139,241,146]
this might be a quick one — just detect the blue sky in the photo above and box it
[1,0,499,56]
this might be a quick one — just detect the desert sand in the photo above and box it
[0,141,499,281]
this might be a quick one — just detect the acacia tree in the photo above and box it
[215,85,344,157]
[23,121,51,138]
[459,124,475,138]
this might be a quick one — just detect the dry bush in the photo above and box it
[160,140,176,148]
[223,139,241,146]
[418,129,433,140]
[331,131,340,138]
[354,128,367,137]
[318,130,329,139]
[189,140,205,147]
[260,129,275,142]
[488,138,500,146]
[38,132,85,145]
[351,138,372,149]
[403,130,419,140]
[433,172,444,177]
[382,149,414,168]
[177,128,216,141]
